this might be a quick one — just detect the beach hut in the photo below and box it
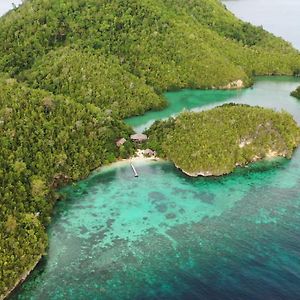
[144,149,156,156]
[116,138,126,147]
[130,133,148,143]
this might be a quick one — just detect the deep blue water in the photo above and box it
[11,77,300,300]
[11,156,300,300]
[9,0,300,297]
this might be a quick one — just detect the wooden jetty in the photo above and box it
[130,162,139,177]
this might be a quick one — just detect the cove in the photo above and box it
[127,76,300,132]
[11,77,300,299]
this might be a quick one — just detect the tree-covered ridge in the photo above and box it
[0,75,134,297]
[0,0,299,118]
[160,0,300,76]
[291,86,300,99]
[162,0,289,48]
[21,47,166,118]
[145,104,300,176]
[0,0,300,296]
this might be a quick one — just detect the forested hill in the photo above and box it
[0,0,300,117]
[1,0,300,298]
[0,74,134,298]
[145,104,300,176]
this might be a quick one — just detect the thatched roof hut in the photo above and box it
[116,138,126,147]
[144,149,156,156]
[130,133,148,143]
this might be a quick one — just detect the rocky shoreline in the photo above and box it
[176,150,288,177]
[2,255,42,300]
[1,149,163,300]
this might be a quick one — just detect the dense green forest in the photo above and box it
[0,75,134,297]
[21,47,166,118]
[0,0,300,297]
[145,104,300,176]
[291,86,300,99]
[0,0,300,114]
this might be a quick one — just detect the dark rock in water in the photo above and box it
[172,188,215,204]
[106,219,115,228]
[170,202,177,208]
[148,191,167,202]
[165,213,176,219]
[156,203,168,213]
[171,188,188,195]
[79,226,88,234]
[196,192,215,204]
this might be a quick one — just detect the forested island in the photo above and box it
[291,86,300,99]
[1,0,300,298]
[145,104,300,176]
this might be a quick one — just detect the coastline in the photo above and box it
[2,153,162,300]
[2,255,42,300]
[92,150,163,175]
[6,76,300,298]
[2,0,300,296]
[99,149,291,179]
[174,151,291,178]
[2,152,162,300]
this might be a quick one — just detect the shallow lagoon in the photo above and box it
[11,0,300,297]
[12,77,300,299]
[127,76,300,132]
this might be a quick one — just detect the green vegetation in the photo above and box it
[0,0,300,297]
[145,104,300,176]
[291,86,300,99]
[21,47,166,118]
[0,0,299,117]
[0,75,134,297]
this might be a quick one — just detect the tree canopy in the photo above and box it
[145,104,300,176]
[0,0,299,117]
[0,0,300,297]
[0,75,134,296]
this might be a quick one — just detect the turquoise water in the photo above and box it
[127,76,300,132]
[12,77,300,299]
[11,158,300,299]
[11,1,300,297]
